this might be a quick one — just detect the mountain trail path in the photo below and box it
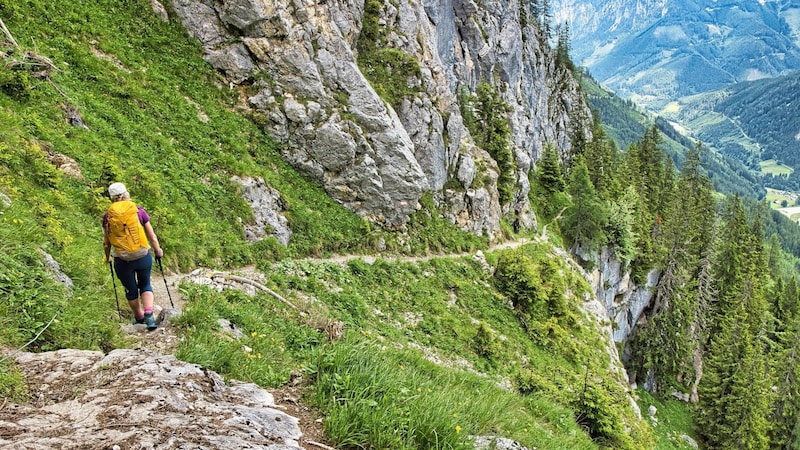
[127,235,538,447]
[2,236,548,449]
[138,234,536,354]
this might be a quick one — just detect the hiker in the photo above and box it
[103,182,164,330]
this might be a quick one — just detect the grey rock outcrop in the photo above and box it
[590,247,659,343]
[681,434,699,449]
[552,244,643,419]
[170,0,427,229]
[473,435,529,450]
[151,0,170,21]
[37,249,74,295]
[232,175,292,245]
[168,0,591,236]
[0,349,303,449]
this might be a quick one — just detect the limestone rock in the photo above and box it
[46,148,84,179]
[37,249,74,294]
[473,435,529,450]
[681,434,699,449]
[167,0,591,234]
[151,0,169,21]
[589,247,660,343]
[232,175,292,245]
[0,349,303,449]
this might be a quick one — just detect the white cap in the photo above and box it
[108,182,127,197]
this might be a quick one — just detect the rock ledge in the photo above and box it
[0,348,303,449]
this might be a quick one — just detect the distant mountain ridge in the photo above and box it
[554,0,800,110]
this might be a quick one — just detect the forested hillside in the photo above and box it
[580,72,800,449]
[659,71,800,187]
[538,102,800,447]
[716,72,800,189]
[579,71,765,200]
[3,1,800,449]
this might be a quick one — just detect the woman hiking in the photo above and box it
[103,182,164,330]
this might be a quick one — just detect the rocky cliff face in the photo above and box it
[167,0,590,237]
[590,248,659,344]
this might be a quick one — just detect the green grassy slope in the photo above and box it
[0,1,379,268]
[0,0,395,354]
[173,245,672,449]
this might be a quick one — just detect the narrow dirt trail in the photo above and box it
[295,235,533,265]
[136,235,540,354]
[147,234,541,317]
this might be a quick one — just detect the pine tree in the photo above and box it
[728,319,773,449]
[555,22,575,72]
[708,196,751,331]
[766,233,786,282]
[627,181,657,285]
[537,143,565,193]
[770,301,800,448]
[618,126,674,283]
[676,143,716,258]
[697,272,773,449]
[584,112,618,199]
[626,125,669,216]
[562,157,606,253]
[469,82,516,205]
[783,277,800,325]
[629,143,715,391]
[604,185,638,263]
[769,263,800,447]
[690,235,717,402]
[539,0,552,39]
[636,125,674,216]
[533,143,568,220]
[697,196,774,449]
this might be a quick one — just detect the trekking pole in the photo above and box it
[109,261,123,319]
[156,257,175,309]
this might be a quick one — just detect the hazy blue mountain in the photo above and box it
[553,0,800,110]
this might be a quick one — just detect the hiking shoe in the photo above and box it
[144,312,157,331]
[133,317,146,325]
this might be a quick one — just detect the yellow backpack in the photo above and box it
[106,200,149,261]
